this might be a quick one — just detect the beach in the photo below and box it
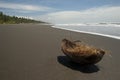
[0,24,120,80]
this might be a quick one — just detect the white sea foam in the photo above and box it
[54,23,120,27]
[51,25,120,40]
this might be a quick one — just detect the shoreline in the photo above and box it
[0,24,120,80]
[51,25,120,40]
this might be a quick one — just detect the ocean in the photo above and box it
[52,23,120,40]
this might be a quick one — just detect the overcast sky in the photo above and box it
[0,0,120,24]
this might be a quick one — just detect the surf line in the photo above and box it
[51,26,120,40]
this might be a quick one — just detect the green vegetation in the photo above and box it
[0,12,45,24]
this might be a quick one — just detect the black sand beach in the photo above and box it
[0,24,120,80]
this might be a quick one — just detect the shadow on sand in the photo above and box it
[57,56,100,73]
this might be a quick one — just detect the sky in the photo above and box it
[0,0,120,24]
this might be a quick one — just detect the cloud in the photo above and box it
[0,2,53,12]
[39,6,120,24]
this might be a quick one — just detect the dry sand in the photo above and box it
[0,24,120,80]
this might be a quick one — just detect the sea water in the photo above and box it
[52,23,120,40]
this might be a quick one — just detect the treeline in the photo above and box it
[0,12,45,24]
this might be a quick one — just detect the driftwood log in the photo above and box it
[61,39,105,65]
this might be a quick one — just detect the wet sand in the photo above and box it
[0,24,120,80]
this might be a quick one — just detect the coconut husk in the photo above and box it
[61,39,105,65]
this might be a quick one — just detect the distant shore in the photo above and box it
[0,12,45,24]
[0,24,120,80]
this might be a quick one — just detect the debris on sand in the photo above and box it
[61,39,105,65]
